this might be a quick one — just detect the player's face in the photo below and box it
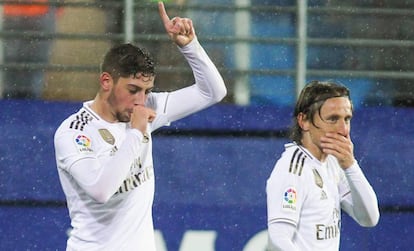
[109,75,154,122]
[303,97,352,156]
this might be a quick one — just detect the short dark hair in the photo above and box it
[100,43,155,83]
[289,80,352,144]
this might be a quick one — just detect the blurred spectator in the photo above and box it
[1,0,61,99]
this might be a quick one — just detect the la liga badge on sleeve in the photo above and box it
[74,134,93,154]
[282,187,297,212]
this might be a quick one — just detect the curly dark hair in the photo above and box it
[100,43,155,83]
[289,80,352,144]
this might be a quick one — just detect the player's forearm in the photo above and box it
[178,37,227,103]
[344,163,380,227]
[70,129,145,203]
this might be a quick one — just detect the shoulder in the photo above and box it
[267,144,314,205]
[54,105,103,158]
[56,105,99,134]
[54,105,101,147]
[274,143,314,177]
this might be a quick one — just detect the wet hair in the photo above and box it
[100,43,155,83]
[289,80,352,144]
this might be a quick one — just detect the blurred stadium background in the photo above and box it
[0,0,413,250]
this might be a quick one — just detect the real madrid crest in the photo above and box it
[98,129,115,145]
[312,169,324,188]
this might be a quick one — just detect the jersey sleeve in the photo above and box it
[54,128,96,172]
[267,222,299,251]
[54,126,147,203]
[266,149,309,227]
[339,162,380,227]
[147,37,226,131]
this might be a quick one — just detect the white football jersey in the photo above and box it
[54,38,226,251]
[267,143,350,250]
[55,101,160,251]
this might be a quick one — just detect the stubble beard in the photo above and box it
[108,90,131,123]
[116,112,131,123]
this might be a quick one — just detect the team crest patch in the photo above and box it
[282,187,297,212]
[313,169,324,188]
[74,134,93,153]
[98,129,115,145]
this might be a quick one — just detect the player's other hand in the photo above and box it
[130,105,156,134]
[158,1,195,47]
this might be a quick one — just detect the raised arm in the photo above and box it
[322,133,380,227]
[341,163,380,227]
[150,2,227,130]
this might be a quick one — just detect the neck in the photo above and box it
[90,94,116,123]
[301,135,327,162]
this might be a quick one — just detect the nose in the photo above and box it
[134,91,146,106]
[336,119,350,136]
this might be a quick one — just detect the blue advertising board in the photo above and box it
[0,100,413,250]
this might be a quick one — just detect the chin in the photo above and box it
[116,114,131,123]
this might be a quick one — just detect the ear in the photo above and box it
[297,112,310,131]
[100,72,113,91]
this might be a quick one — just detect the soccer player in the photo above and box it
[266,80,379,250]
[53,2,226,250]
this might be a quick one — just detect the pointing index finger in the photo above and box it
[158,2,170,25]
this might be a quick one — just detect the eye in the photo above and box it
[326,116,339,123]
[127,85,141,94]
[345,116,352,123]
[129,88,139,94]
